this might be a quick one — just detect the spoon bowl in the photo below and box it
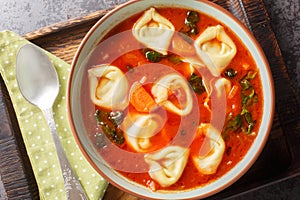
[16,44,59,109]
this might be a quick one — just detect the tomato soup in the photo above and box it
[81,7,263,191]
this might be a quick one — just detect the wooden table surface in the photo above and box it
[0,0,299,199]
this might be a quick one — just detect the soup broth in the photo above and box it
[81,7,263,191]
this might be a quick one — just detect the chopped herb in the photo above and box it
[188,24,199,35]
[182,11,200,35]
[241,88,255,106]
[240,79,252,90]
[241,107,249,115]
[225,114,242,132]
[188,73,206,94]
[112,130,125,145]
[241,122,255,135]
[247,123,255,134]
[101,124,124,145]
[224,68,237,79]
[168,54,182,64]
[244,112,253,124]
[240,71,257,90]
[244,71,257,80]
[94,110,107,126]
[223,109,255,136]
[242,111,255,134]
[94,110,125,146]
[223,70,258,137]
[144,49,163,62]
[186,11,200,24]
[233,70,258,135]
[108,111,124,126]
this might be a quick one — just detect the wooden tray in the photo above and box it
[1,0,299,199]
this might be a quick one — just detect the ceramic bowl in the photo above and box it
[67,0,274,199]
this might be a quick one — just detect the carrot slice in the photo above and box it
[130,83,156,112]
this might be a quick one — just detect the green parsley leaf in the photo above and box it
[188,73,206,94]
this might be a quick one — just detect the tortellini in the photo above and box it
[132,7,175,55]
[201,77,232,112]
[121,113,163,152]
[88,64,129,110]
[144,146,190,187]
[193,123,225,174]
[203,77,232,97]
[195,25,237,76]
[151,74,193,116]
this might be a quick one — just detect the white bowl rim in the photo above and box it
[67,0,275,199]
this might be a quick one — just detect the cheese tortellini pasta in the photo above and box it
[193,123,225,174]
[88,64,129,110]
[151,74,193,116]
[132,8,175,55]
[144,146,190,187]
[121,113,163,152]
[195,25,237,76]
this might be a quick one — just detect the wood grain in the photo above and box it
[0,76,39,199]
[0,0,299,199]
[23,9,112,41]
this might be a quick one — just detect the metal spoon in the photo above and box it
[16,43,88,200]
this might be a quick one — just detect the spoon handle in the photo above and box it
[42,108,88,200]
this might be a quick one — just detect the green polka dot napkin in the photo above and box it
[0,30,108,200]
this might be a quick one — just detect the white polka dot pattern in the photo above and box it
[0,30,108,200]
